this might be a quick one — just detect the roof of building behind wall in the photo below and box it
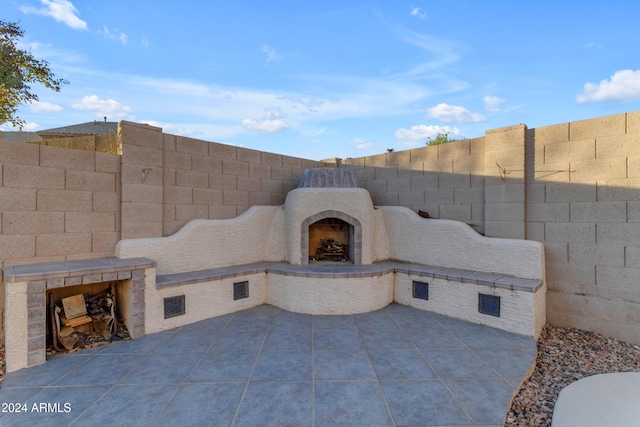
[37,120,118,138]
[0,131,43,143]
[1,120,119,142]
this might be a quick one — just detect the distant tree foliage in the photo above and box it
[0,20,68,128]
[426,132,461,146]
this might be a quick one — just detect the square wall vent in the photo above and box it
[234,281,249,300]
[412,281,429,300]
[164,295,185,319]
[478,294,500,317]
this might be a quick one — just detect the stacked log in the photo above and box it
[313,238,349,262]
[49,287,131,355]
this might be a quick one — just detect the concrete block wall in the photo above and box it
[0,141,121,268]
[158,130,320,236]
[484,124,526,239]
[0,122,319,263]
[120,122,164,239]
[343,137,487,235]
[528,111,640,343]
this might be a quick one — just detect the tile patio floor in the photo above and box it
[0,304,537,426]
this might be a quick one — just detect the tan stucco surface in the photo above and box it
[116,206,282,275]
[267,273,394,315]
[284,187,376,265]
[381,206,544,279]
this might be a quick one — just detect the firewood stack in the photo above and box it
[312,238,349,262]
[86,292,111,316]
[49,287,131,354]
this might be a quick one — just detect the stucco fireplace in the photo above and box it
[287,168,368,265]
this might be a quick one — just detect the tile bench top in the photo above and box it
[3,257,543,292]
[155,261,544,292]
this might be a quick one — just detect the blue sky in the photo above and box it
[3,0,640,160]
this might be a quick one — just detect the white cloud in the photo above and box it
[242,107,290,132]
[395,124,462,143]
[427,103,485,123]
[71,95,133,119]
[393,32,461,78]
[1,121,41,131]
[352,138,374,149]
[98,26,128,45]
[410,7,427,19]
[141,120,202,138]
[21,0,87,30]
[262,44,282,65]
[140,120,244,141]
[30,101,63,113]
[484,96,505,112]
[577,70,640,103]
[242,119,290,132]
[49,62,448,143]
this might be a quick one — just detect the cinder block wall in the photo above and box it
[342,111,640,344]
[343,136,487,235]
[528,111,640,343]
[118,121,320,238]
[0,141,121,268]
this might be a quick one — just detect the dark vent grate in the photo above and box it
[164,295,185,319]
[412,281,429,300]
[234,281,249,300]
[478,294,500,317]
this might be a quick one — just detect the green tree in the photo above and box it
[426,131,460,146]
[0,20,68,128]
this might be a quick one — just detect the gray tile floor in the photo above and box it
[0,304,537,426]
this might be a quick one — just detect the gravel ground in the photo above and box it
[505,325,640,427]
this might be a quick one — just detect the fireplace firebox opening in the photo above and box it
[309,218,353,262]
[300,210,363,265]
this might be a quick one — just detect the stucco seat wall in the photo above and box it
[267,273,394,315]
[115,206,282,275]
[146,272,268,334]
[379,206,545,280]
[149,261,544,337]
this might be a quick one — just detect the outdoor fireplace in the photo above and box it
[111,166,544,346]
[290,169,369,266]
